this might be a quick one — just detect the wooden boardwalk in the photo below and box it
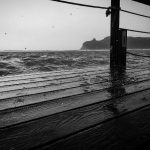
[0,65,150,150]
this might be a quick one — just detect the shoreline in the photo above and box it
[0,49,150,53]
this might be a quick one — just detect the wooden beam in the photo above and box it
[110,0,120,69]
[48,104,150,150]
[1,88,150,150]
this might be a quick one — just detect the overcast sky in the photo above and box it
[0,0,150,50]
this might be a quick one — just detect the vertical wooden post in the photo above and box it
[118,29,127,69]
[110,0,120,69]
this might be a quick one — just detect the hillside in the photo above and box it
[81,36,150,50]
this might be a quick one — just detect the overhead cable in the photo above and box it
[120,28,150,35]
[50,0,150,20]
[121,9,150,19]
[50,0,108,9]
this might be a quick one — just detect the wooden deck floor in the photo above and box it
[0,65,150,150]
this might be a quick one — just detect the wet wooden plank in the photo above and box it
[0,88,150,150]
[0,66,132,87]
[0,67,150,100]
[0,66,148,87]
[0,68,109,87]
[0,72,107,92]
[0,79,150,128]
[0,66,150,150]
[0,68,149,93]
[0,66,104,78]
[0,66,108,82]
[47,104,150,150]
[0,71,150,113]
[0,68,150,112]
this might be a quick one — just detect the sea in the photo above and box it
[0,49,149,77]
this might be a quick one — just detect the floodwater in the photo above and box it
[0,49,149,76]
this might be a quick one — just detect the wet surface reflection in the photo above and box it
[105,67,127,115]
[108,67,126,98]
[79,66,128,95]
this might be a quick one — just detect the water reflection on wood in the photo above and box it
[108,67,126,98]
[0,64,150,150]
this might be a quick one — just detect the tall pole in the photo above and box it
[110,0,120,69]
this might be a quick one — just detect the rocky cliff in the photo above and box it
[81,36,150,50]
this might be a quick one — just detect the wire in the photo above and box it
[50,0,150,57]
[120,28,150,35]
[121,9,150,19]
[50,0,150,17]
[127,51,150,58]
[50,0,150,21]
[50,0,150,20]
[50,0,108,9]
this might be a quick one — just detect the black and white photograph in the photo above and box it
[0,0,150,150]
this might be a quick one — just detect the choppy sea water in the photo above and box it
[0,50,149,76]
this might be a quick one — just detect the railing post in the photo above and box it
[110,0,120,69]
[118,28,127,69]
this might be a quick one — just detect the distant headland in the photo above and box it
[80,36,150,50]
